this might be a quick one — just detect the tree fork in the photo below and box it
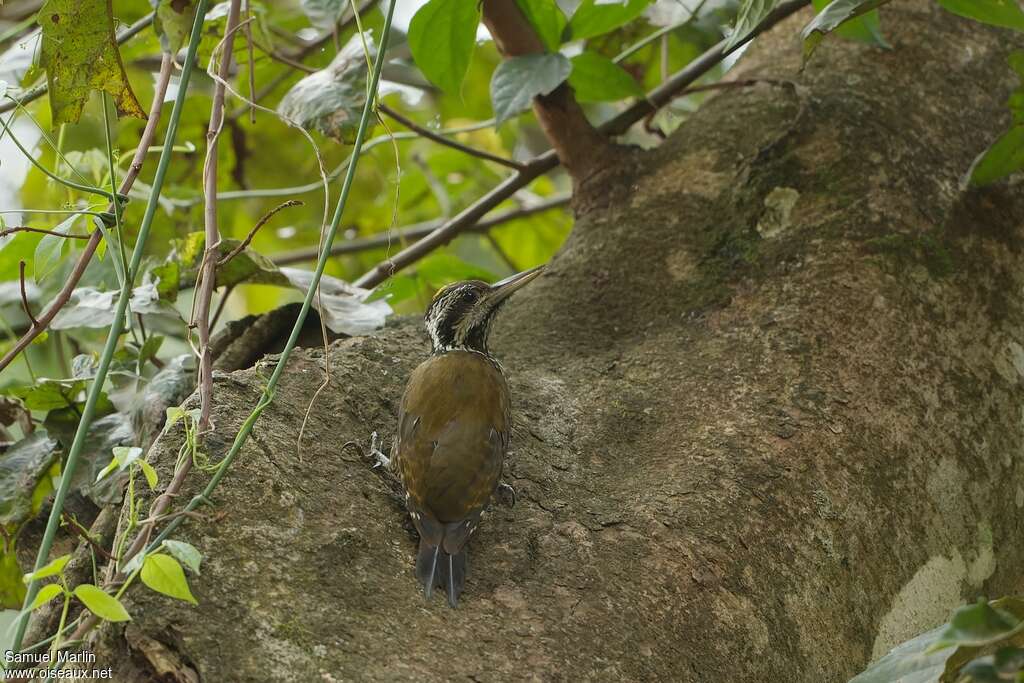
[480,0,620,185]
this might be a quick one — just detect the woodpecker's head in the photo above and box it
[424,265,544,354]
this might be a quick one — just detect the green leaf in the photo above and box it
[162,540,201,576]
[151,0,199,53]
[0,432,61,527]
[801,0,891,60]
[277,32,374,143]
[140,554,197,604]
[491,53,572,124]
[138,460,159,490]
[931,599,1024,650]
[812,0,888,46]
[23,554,71,583]
[73,583,131,622]
[112,446,143,471]
[850,624,955,683]
[300,0,345,30]
[8,379,84,411]
[37,0,146,124]
[568,51,643,103]
[28,583,63,611]
[726,0,779,50]
[408,0,480,94]
[565,0,653,41]
[516,0,567,50]
[936,0,1024,30]
[972,126,1024,186]
[0,551,25,610]
[33,215,78,284]
[851,598,1024,683]
[960,646,1024,683]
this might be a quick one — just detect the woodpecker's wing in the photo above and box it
[396,351,510,529]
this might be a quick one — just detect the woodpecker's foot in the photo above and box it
[368,431,391,469]
[496,482,516,508]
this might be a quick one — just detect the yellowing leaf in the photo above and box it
[141,553,197,604]
[37,0,146,125]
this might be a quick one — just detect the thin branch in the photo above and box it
[354,0,810,289]
[244,0,256,125]
[60,514,114,561]
[210,284,235,329]
[378,104,525,170]
[0,53,175,374]
[218,200,304,266]
[271,193,570,265]
[0,13,154,115]
[0,226,91,239]
[194,0,244,432]
[251,38,318,73]
[18,261,37,327]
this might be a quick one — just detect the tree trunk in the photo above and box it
[87,3,1024,681]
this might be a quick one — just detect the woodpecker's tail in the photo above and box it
[416,538,467,607]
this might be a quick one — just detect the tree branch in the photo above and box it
[0,52,176,374]
[354,0,810,289]
[272,194,569,266]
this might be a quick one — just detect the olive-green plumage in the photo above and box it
[393,266,543,607]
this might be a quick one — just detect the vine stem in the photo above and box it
[0,53,176,374]
[63,0,401,648]
[194,0,244,431]
[10,3,212,654]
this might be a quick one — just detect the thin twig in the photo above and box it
[271,193,570,265]
[18,261,37,327]
[0,226,91,239]
[210,284,235,329]
[194,0,244,432]
[60,514,114,561]
[0,53,176,374]
[244,0,257,125]
[354,0,810,289]
[218,200,304,266]
[251,38,318,73]
[378,105,525,171]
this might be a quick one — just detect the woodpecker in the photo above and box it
[392,265,544,607]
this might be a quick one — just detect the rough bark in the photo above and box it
[85,4,1024,681]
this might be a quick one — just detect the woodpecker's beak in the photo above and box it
[488,265,545,304]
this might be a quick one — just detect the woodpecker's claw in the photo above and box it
[369,431,391,469]
[496,482,516,508]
